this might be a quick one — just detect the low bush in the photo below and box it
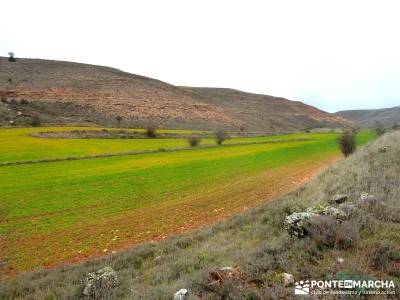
[338,130,356,156]
[375,122,385,136]
[188,136,201,147]
[30,115,41,127]
[368,242,400,276]
[146,126,156,138]
[215,129,230,145]
[304,216,359,250]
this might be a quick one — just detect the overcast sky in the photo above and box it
[1,0,399,112]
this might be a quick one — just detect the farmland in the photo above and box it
[0,128,375,277]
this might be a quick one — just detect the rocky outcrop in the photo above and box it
[82,267,118,299]
[285,204,348,238]
[284,211,318,237]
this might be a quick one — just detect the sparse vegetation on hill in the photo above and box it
[336,106,400,128]
[0,130,391,299]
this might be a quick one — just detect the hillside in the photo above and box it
[336,106,400,128]
[182,87,350,132]
[0,57,349,132]
[1,131,398,299]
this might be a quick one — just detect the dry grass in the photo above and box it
[1,131,399,299]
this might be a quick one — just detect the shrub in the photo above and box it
[368,242,400,275]
[334,221,360,249]
[375,122,385,136]
[30,115,41,127]
[304,216,360,250]
[304,215,337,248]
[115,115,123,127]
[215,129,230,145]
[8,52,16,62]
[146,126,156,138]
[338,130,356,157]
[188,136,201,147]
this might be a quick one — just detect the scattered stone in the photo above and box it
[82,267,118,299]
[328,194,348,204]
[359,192,375,202]
[285,212,318,237]
[282,273,294,287]
[173,288,188,300]
[220,266,234,272]
[321,206,347,221]
[338,202,356,216]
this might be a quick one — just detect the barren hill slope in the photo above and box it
[0,57,349,131]
[336,106,400,128]
[182,87,350,132]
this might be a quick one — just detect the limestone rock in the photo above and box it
[82,267,118,298]
[282,273,294,287]
[359,192,375,202]
[285,212,318,237]
[321,206,348,221]
[174,288,188,300]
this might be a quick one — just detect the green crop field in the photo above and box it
[0,128,375,276]
[1,127,314,164]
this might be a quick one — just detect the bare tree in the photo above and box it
[115,115,123,127]
[215,129,230,145]
[8,52,16,62]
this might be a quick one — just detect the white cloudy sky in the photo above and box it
[1,0,399,112]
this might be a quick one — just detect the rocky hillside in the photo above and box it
[183,87,350,132]
[1,130,399,299]
[336,106,400,128]
[0,57,350,132]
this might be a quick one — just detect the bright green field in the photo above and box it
[0,128,375,274]
[0,127,315,163]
